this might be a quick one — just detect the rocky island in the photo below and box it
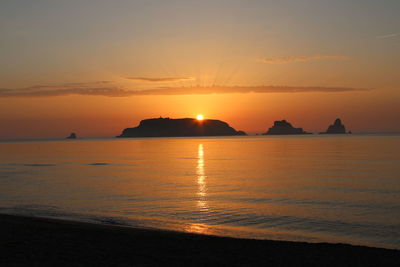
[320,118,349,134]
[66,132,77,139]
[117,117,246,137]
[263,120,310,135]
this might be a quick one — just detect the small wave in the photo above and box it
[231,197,400,210]
[23,163,56,167]
[328,186,400,195]
[90,216,130,226]
[13,204,60,210]
[0,206,130,227]
[88,163,109,166]
[0,204,64,218]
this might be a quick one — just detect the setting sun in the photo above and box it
[196,114,204,121]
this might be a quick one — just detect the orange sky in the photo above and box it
[1,1,399,139]
[1,88,399,139]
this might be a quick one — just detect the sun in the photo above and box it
[196,114,204,121]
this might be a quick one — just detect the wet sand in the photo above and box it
[1,214,399,266]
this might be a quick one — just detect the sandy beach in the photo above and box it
[1,214,399,266]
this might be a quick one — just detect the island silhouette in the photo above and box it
[320,118,350,134]
[117,117,246,137]
[66,132,77,139]
[263,120,310,135]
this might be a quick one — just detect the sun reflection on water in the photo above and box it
[184,144,212,237]
[196,144,208,211]
[184,143,212,235]
[185,223,212,235]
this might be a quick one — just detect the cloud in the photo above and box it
[0,87,131,97]
[125,77,195,82]
[259,55,348,64]
[377,33,400,39]
[0,81,131,97]
[137,85,369,95]
[0,83,371,98]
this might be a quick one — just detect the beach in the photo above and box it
[1,214,399,266]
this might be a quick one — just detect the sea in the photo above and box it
[0,135,399,249]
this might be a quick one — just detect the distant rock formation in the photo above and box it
[263,120,310,135]
[117,118,246,138]
[320,118,347,134]
[66,132,77,139]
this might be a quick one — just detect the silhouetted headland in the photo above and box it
[66,132,77,139]
[117,117,246,137]
[263,120,310,135]
[320,118,350,134]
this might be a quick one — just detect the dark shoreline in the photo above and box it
[1,214,399,266]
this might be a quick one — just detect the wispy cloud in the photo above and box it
[258,55,348,64]
[138,85,369,95]
[377,33,400,39]
[125,77,195,82]
[0,81,129,97]
[0,82,371,98]
[0,86,130,97]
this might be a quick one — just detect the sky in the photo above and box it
[0,0,399,139]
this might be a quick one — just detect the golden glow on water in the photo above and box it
[196,144,208,211]
[185,144,211,235]
[185,223,212,235]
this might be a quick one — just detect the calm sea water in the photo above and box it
[0,135,399,249]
